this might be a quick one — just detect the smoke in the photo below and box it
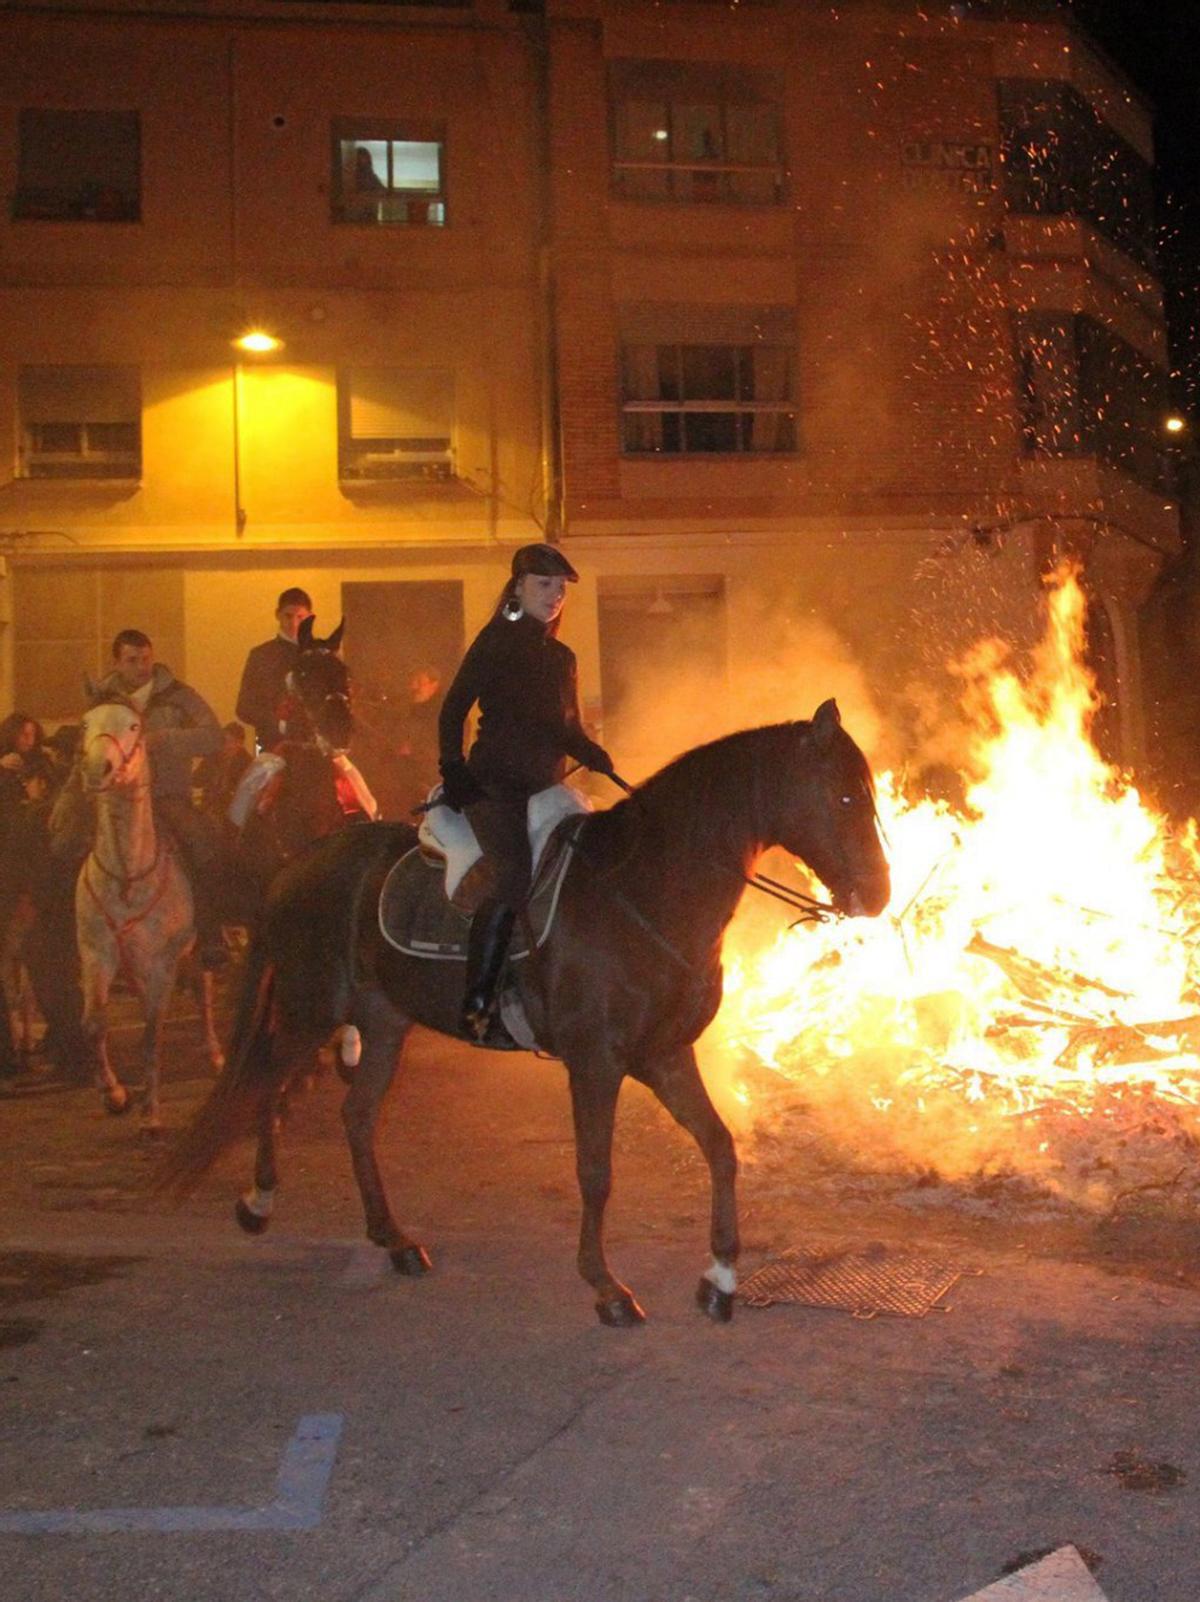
[603,575,1200,1216]
[607,600,888,784]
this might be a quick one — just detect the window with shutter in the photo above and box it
[18,366,141,479]
[618,306,797,457]
[339,368,455,480]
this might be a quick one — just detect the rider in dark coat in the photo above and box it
[439,543,613,1041]
[235,587,313,752]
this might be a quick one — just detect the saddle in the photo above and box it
[378,782,590,961]
[415,782,591,905]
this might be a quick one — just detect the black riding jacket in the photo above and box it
[439,613,600,794]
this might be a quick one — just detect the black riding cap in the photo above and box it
[510,543,579,582]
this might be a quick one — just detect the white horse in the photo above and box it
[72,697,223,1130]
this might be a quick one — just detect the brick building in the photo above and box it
[0,0,1178,781]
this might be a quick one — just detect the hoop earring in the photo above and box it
[501,596,524,622]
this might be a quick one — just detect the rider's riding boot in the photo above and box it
[461,899,516,1043]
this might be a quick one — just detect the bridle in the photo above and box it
[290,653,353,759]
[83,716,146,794]
[81,707,166,908]
[599,760,883,932]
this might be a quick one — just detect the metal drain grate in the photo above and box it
[739,1243,971,1318]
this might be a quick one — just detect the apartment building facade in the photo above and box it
[0,0,1178,775]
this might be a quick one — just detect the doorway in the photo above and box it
[597,575,726,777]
[341,580,464,819]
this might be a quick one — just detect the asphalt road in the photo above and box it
[3,1009,1200,1602]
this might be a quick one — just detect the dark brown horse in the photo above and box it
[160,701,889,1325]
[229,617,361,904]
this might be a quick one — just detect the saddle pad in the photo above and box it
[418,782,591,901]
[379,819,581,962]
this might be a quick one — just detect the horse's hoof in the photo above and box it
[595,1292,646,1327]
[139,1122,166,1142]
[235,1197,271,1235]
[104,1086,131,1117]
[695,1277,735,1324]
[390,1244,432,1276]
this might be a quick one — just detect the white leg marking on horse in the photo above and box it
[704,1260,737,1295]
[339,1026,362,1068]
[243,1186,275,1219]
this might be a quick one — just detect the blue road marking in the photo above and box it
[0,1413,343,1536]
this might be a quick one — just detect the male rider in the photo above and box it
[100,629,227,969]
[236,587,314,753]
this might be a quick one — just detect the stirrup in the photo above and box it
[461,997,492,1044]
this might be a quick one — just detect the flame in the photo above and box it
[702,566,1200,1199]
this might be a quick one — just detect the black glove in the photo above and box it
[578,739,615,778]
[439,760,486,813]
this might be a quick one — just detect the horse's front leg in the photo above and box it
[135,954,181,1136]
[638,1044,739,1323]
[78,938,128,1116]
[340,986,428,1275]
[567,1060,644,1326]
[198,966,225,1073]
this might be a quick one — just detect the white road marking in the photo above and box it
[0,1413,343,1534]
[953,1546,1109,1601]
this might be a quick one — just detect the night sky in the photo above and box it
[1069,0,1200,413]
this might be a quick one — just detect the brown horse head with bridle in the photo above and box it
[286,616,353,753]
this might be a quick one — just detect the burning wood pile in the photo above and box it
[703,569,1200,1215]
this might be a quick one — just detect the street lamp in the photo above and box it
[234,330,282,355]
[231,329,284,535]
[1165,414,1187,437]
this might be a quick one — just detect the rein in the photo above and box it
[601,771,840,928]
[83,725,161,903]
[82,849,173,946]
[557,763,841,982]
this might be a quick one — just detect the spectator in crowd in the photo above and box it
[395,665,443,816]
[0,712,48,843]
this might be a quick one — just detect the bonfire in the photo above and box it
[703,567,1200,1213]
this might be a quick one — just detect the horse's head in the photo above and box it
[78,698,147,794]
[774,700,890,918]
[290,615,354,752]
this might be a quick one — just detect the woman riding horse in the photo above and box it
[438,544,614,1042]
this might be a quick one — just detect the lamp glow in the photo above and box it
[1165,415,1187,435]
[234,330,282,354]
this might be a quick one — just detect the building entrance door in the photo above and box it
[597,575,726,777]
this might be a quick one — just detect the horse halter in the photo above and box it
[83,711,145,791]
[292,649,353,756]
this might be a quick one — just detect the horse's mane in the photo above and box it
[585,721,814,869]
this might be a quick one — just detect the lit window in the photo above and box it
[332,122,445,226]
[339,368,454,480]
[610,62,783,205]
[18,366,141,479]
[621,343,795,455]
[13,109,140,223]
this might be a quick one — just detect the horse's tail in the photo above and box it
[152,940,283,1201]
